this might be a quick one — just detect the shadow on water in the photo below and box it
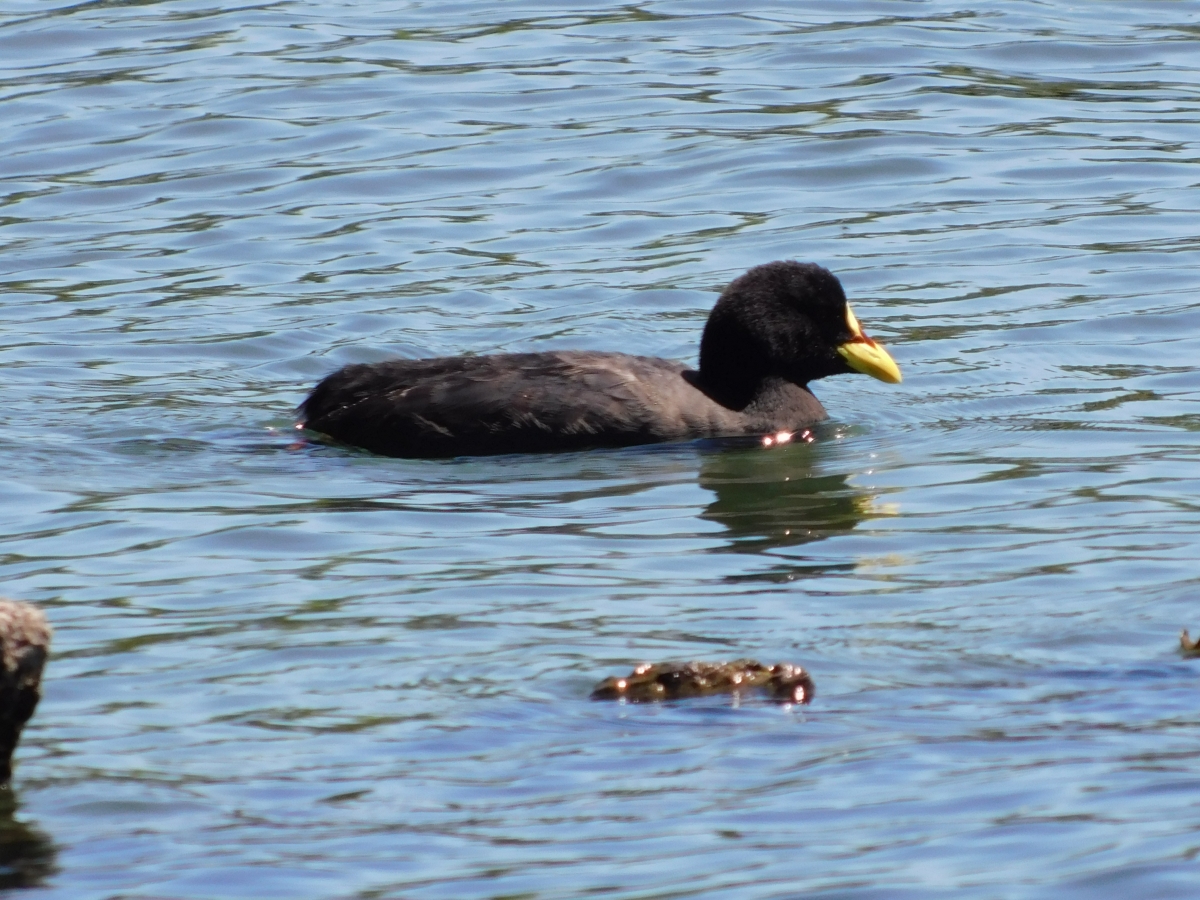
[296,427,878,542]
[701,452,871,552]
[698,440,876,577]
[289,429,878,584]
[0,789,56,889]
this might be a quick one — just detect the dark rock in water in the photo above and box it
[591,659,813,704]
[0,600,51,782]
[1180,629,1200,657]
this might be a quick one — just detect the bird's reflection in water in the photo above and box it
[698,437,879,579]
[0,789,55,889]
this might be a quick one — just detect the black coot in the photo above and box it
[298,261,902,458]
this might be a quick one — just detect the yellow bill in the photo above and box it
[837,305,902,384]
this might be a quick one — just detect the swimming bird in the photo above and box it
[298,260,902,458]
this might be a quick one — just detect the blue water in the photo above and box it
[3,1,1200,896]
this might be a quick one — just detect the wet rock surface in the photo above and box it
[591,659,813,704]
[1180,629,1200,657]
[0,600,51,782]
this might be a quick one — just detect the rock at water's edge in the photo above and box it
[0,600,51,782]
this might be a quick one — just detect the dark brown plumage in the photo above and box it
[298,261,901,458]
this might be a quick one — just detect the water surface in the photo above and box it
[2,1,1200,896]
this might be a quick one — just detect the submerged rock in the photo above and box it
[1180,629,1200,657]
[592,659,813,704]
[0,600,51,782]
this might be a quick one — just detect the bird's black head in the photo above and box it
[697,261,900,409]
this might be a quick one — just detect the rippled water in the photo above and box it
[3,0,1200,896]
